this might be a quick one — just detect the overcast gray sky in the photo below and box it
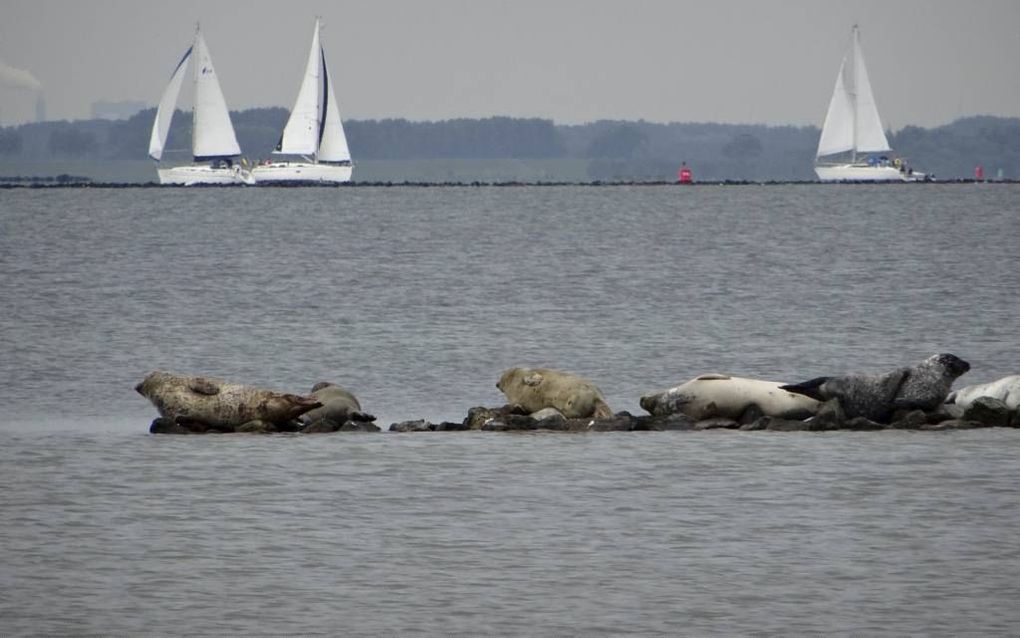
[2,0,1019,128]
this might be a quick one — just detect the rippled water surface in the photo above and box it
[1,184,1018,634]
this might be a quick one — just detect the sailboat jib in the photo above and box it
[317,53,351,164]
[191,31,242,160]
[815,54,855,158]
[148,45,193,161]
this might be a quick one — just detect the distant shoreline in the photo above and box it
[2,179,1016,189]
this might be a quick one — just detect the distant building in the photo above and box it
[35,94,46,122]
[91,100,146,120]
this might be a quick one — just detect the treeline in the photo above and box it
[2,109,1018,180]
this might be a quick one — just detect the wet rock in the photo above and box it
[434,421,470,432]
[301,418,341,433]
[962,397,1012,428]
[464,404,529,429]
[843,417,886,431]
[888,410,929,430]
[338,420,381,432]
[926,404,963,424]
[760,417,812,432]
[737,403,765,426]
[149,417,193,434]
[236,420,278,434]
[920,419,985,431]
[694,418,739,430]
[390,419,437,432]
[481,414,540,432]
[805,399,845,430]
[588,415,636,432]
[634,413,697,431]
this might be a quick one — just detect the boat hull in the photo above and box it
[251,162,352,184]
[815,164,922,182]
[157,165,254,186]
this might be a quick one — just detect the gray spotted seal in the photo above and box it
[301,382,375,424]
[497,367,613,419]
[640,374,821,420]
[947,375,1020,410]
[780,353,970,422]
[135,371,321,427]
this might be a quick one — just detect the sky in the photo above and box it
[1,0,1019,128]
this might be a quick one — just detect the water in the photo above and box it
[1,184,1018,634]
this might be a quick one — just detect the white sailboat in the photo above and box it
[252,18,353,184]
[815,26,924,182]
[149,26,253,185]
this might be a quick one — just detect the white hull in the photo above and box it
[157,165,255,186]
[815,164,922,182]
[251,162,352,184]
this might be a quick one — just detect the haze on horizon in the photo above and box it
[1,0,1018,129]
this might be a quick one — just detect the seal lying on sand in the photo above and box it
[781,353,970,422]
[947,375,1020,410]
[135,371,321,427]
[301,382,376,423]
[497,367,613,419]
[640,374,821,420]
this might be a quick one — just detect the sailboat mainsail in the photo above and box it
[816,25,890,160]
[815,26,924,182]
[273,18,351,163]
[148,26,251,185]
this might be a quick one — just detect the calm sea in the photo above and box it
[1,184,1018,634]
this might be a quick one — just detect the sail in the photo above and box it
[317,52,351,162]
[816,26,891,158]
[851,29,891,153]
[191,31,241,159]
[816,54,855,158]
[148,46,192,161]
[275,21,322,155]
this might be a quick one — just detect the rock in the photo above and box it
[236,420,278,434]
[920,419,985,431]
[434,421,470,432]
[338,420,381,432]
[301,418,341,433]
[888,410,929,430]
[463,404,528,429]
[737,403,765,426]
[588,415,636,432]
[149,417,193,434]
[634,413,697,431]
[926,404,963,424]
[481,415,540,432]
[805,399,845,430]
[390,420,437,432]
[962,397,1013,428]
[694,418,739,430]
[843,417,886,431]
[760,417,812,432]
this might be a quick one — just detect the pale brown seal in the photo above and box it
[496,367,613,419]
[301,382,376,424]
[135,371,321,427]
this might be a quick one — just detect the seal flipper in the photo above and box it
[780,376,831,401]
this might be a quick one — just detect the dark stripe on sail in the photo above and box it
[318,48,328,151]
[171,46,193,79]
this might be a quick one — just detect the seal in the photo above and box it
[639,374,821,420]
[135,371,321,427]
[497,367,613,419]
[301,382,376,424]
[947,375,1020,410]
[781,353,970,422]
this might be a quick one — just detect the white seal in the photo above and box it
[640,373,821,420]
[947,375,1020,410]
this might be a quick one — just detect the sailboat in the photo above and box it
[148,25,254,185]
[252,18,352,184]
[815,25,924,182]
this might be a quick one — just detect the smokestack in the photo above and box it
[35,94,46,122]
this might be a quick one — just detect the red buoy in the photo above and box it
[678,162,692,184]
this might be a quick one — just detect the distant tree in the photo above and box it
[48,126,97,157]
[585,125,647,158]
[0,128,22,155]
[721,132,763,159]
